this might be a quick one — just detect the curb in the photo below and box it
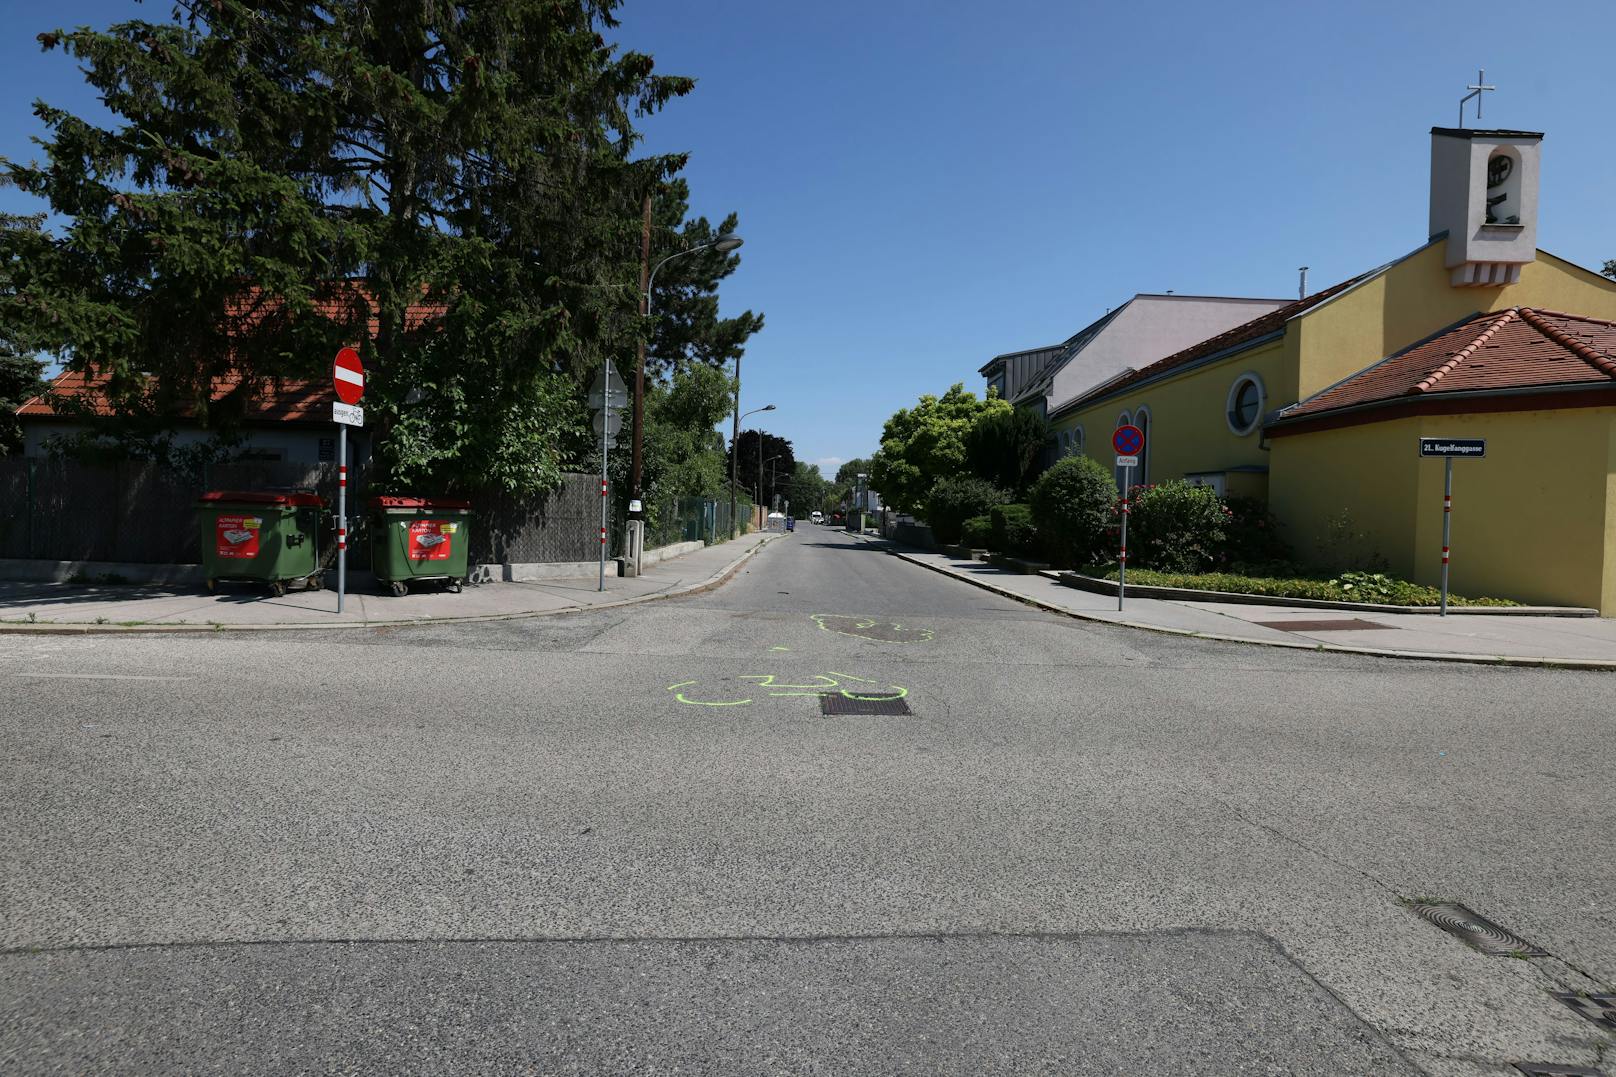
[866,539,1616,672]
[0,534,781,635]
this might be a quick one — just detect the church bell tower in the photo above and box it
[1428,127,1542,287]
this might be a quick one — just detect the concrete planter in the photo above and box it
[988,553,1052,575]
[1054,570,1596,617]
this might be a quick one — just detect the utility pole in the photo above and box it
[629,192,652,517]
[729,357,741,538]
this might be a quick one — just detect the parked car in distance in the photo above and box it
[810,510,824,524]
[830,511,844,525]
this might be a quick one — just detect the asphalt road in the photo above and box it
[2,526,1612,1075]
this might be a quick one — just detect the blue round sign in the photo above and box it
[1112,424,1144,455]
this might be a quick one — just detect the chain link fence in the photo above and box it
[644,494,754,549]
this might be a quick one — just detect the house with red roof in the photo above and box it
[1046,126,1616,611]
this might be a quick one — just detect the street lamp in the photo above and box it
[630,233,745,516]
[732,403,774,537]
[759,452,784,508]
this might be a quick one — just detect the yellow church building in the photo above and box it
[1047,127,1616,612]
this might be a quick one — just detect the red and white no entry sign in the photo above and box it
[333,347,365,405]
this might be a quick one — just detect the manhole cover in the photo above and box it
[1408,902,1547,957]
[1551,992,1616,1031]
[821,694,911,716]
[1253,618,1394,632]
[1513,1063,1602,1077]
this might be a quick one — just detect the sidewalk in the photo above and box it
[0,532,781,632]
[876,542,1616,669]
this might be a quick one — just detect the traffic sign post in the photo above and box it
[1112,425,1144,611]
[1419,437,1485,616]
[332,348,365,614]
[589,361,628,592]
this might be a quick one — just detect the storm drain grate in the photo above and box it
[1551,992,1616,1032]
[1253,618,1395,632]
[1513,1063,1602,1077]
[820,694,911,716]
[1407,901,1548,957]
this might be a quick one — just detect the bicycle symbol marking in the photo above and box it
[666,670,909,708]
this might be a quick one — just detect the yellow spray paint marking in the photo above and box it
[770,646,789,651]
[811,614,935,644]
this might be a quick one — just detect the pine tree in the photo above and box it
[4,1,715,493]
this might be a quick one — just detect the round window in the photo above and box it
[1226,374,1265,435]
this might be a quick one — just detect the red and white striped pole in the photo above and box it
[337,428,347,614]
[1439,455,1453,616]
[1118,465,1131,611]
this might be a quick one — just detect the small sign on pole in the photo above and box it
[333,402,364,427]
[1419,437,1485,616]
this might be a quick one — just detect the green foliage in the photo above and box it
[1084,566,1519,607]
[925,476,1010,545]
[964,406,1051,494]
[869,383,1010,515]
[1029,455,1115,568]
[1127,481,1228,573]
[5,1,758,495]
[1220,495,1291,566]
[728,429,794,508]
[834,459,869,486]
[0,214,49,455]
[1314,509,1389,572]
[960,515,994,548]
[989,503,1038,558]
[784,461,831,515]
[1603,259,1615,280]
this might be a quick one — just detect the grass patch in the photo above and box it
[1079,566,1520,607]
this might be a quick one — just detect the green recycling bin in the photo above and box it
[197,490,327,596]
[370,496,472,596]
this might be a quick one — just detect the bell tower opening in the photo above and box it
[1428,127,1542,287]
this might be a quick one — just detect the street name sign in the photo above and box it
[1420,437,1485,458]
[1112,424,1144,456]
[1115,454,1139,467]
[334,347,365,404]
[333,402,364,427]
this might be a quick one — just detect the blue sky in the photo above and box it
[4,0,1614,475]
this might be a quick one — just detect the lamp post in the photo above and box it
[760,453,783,510]
[733,404,774,537]
[632,230,744,516]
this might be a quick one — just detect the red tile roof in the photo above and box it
[1058,273,1373,411]
[1275,308,1616,422]
[18,287,446,421]
[18,370,332,422]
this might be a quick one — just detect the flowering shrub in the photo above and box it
[1127,480,1227,573]
[1221,495,1291,567]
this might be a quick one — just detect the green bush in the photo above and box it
[990,503,1038,557]
[1220,495,1290,566]
[925,476,1010,544]
[1029,455,1116,567]
[1128,480,1227,573]
[960,514,994,548]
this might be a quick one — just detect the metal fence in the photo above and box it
[0,457,608,568]
[644,495,753,549]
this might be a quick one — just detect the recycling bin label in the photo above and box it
[408,519,454,560]
[216,515,262,559]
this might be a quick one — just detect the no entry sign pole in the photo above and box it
[332,347,366,614]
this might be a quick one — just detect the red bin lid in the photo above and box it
[198,490,325,507]
[370,495,473,510]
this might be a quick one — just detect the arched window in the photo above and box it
[1073,426,1085,456]
[1226,373,1266,436]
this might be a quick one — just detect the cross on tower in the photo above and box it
[1458,68,1495,128]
